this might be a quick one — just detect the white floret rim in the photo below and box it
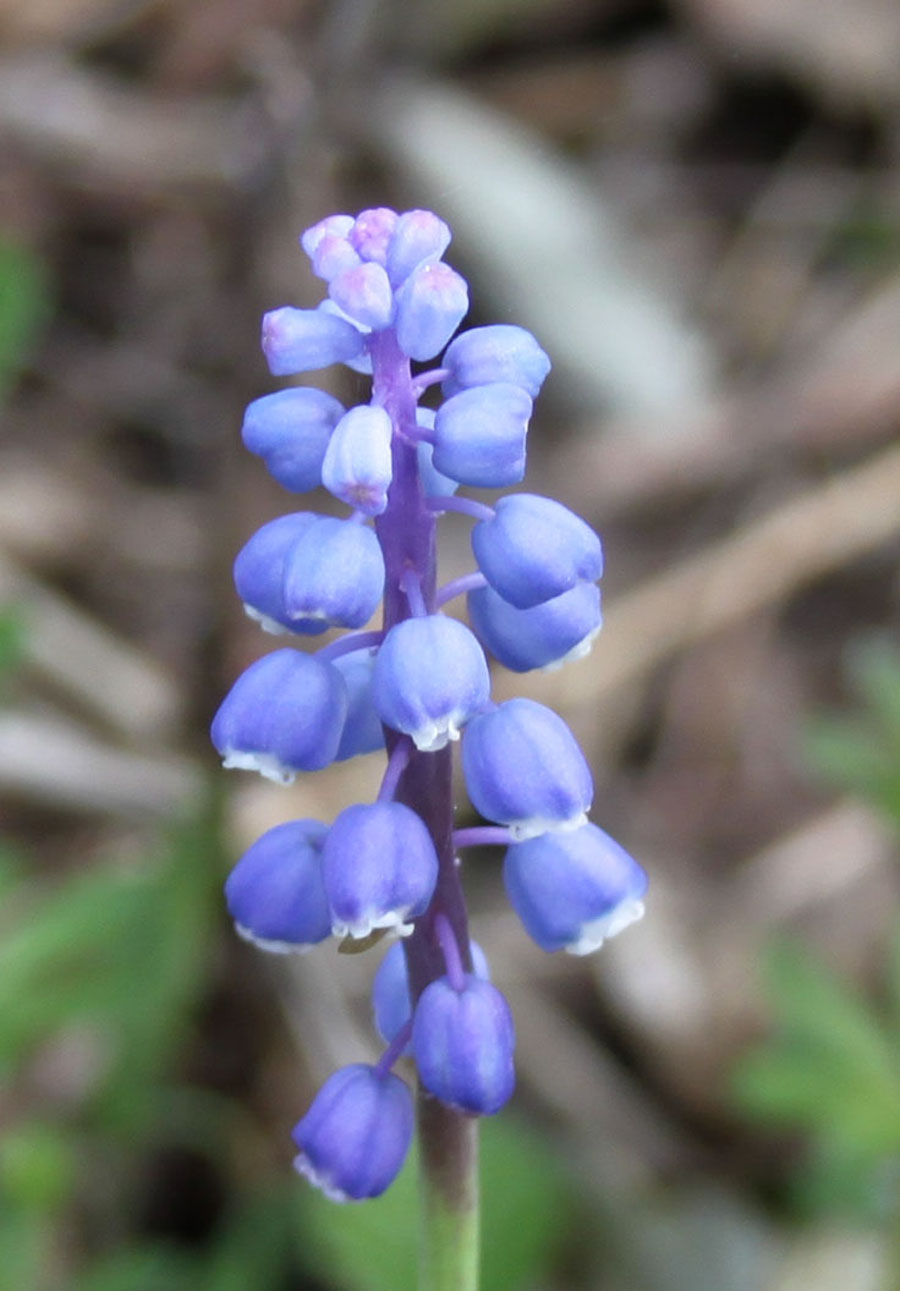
[243,604,289,635]
[331,907,414,941]
[410,709,466,753]
[540,623,602,673]
[234,922,318,955]
[565,898,645,956]
[221,749,295,785]
[293,1153,352,1204]
[508,810,588,843]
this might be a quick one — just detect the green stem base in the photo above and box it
[418,1091,479,1291]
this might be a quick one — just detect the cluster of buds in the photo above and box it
[212,208,648,1202]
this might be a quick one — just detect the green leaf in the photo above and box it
[74,1247,198,1291]
[294,1113,570,1291]
[0,606,26,680]
[0,240,50,403]
[0,1211,49,1287]
[0,806,220,1102]
[733,938,900,1214]
[0,1120,77,1214]
[201,1192,296,1291]
[803,636,900,827]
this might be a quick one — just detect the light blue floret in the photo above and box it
[262,305,365,375]
[373,939,490,1050]
[210,648,347,783]
[225,819,331,952]
[468,581,602,673]
[281,514,385,631]
[322,801,439,940]
[462,697,593,840]
[241,387,345,493]
[412,975,516,1116]
[441,324,551,399]
[292,1064,414,1202]
[432,382,532,487]
[373,615,491,751]
[471,494,603,609]
[329,263,394,331]
[387,209,451,286]
[321,404,393,515]
[504,823,648,955]
[394,262,469,361]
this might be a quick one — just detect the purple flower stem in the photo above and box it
[452,826,514,851]
[400,566,428,618]
[316,629,384,662]
[434,572,488,610]
[374,1017,415,1079]
[412,367,451,396]
[434,912,466,992]
[371,331,479,1280]
[425,494,495,524]
[377,736,412,803]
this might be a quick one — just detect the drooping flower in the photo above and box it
[504,823,648,954]
[461,698,593,839]
[292,1064,414,1201]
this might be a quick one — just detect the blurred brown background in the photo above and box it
[1,1,899,1289]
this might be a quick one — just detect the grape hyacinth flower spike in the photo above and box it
[214,206,648,1278]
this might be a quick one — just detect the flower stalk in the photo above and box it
[212,205,649,1285]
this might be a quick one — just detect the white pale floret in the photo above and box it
[220,749,295,785]
[566,897,645,955]
[508,810,588,843]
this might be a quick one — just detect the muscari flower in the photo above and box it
[462,698,593,840]
[292,1064,414,1201]
[216,203,647,1203]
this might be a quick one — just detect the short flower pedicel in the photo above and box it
[214,207,648,1202]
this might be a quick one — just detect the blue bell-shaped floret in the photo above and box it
[225,819,331,952]
[471,494,603,609]
[332,649,385,762]
[321,404,393,516]
[441,324,550,399]
[329,263,394,331]
[262,305,365,375]
[348,208,399,265]
[432,383,531,488]
[234,512,317,635]
[467,581,602,673]
[211,649,347,783]
[373,939,490,1050]
[292,1064,413,1201]
[241,387,345,494]
[373,614,490,752]
[412,975,515,1115]
[394,262,469,362]
[322,801,439,940]
[386,210,451,286]
[504,823,647,955]
[461,698,593,840]
[281,515,385,632]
